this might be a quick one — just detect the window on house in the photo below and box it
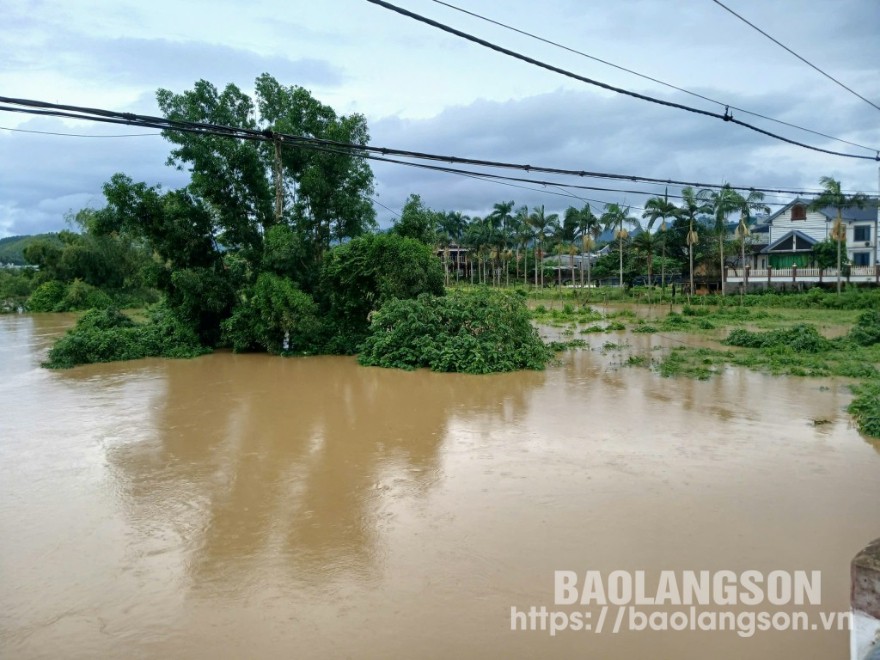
[853,252,870,266]
[791,205,806,220]
[853,225,871,242]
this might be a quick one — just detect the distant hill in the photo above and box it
[0,234,61,266]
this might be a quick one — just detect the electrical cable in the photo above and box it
[711,0,880,113]
[365,0,880,161]
[430,0,879,154]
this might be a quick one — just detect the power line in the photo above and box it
[711,0,880,113]
[370,196,401,218]
[0,95,876,202]
[430,0,879,154]
[0,125,160,138]
[310,141,796,205]
[365,0,879,161]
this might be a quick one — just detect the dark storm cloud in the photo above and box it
[368,85,880,227]
[0,118,188,235]
[68,36,342,89]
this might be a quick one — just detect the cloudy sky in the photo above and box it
[1,0,878,236]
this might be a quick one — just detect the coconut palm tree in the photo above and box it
[600,203,638,289]
[677,187,707,296]
[529,205,559,288]
[631,229,656,292]
[437,211,469,283]
[699,184,746,296]
[570,204,600,288]
[733,193,769,298]
[513,206,533,287]
[642,192,677,295]
[488,201,516,286]
[809,177,868,295]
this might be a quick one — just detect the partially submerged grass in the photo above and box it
[646,314,880,438]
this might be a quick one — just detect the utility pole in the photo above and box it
[273,136,284,224]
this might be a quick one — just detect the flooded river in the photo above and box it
[1,313,878,659]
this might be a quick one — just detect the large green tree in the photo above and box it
[156,74,376,262]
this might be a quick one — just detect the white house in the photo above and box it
[749,198,879,269]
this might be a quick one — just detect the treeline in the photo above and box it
[397,177,862,295]
[27,74,548,373]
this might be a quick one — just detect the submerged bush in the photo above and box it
[27,280,66,312]
[849,381,880,439]
[358,289,551,374]
[44,304,209,369]
[320,233,445,352]
[724,324,832,353]
[222,273,321,354]
[848,310,880,347]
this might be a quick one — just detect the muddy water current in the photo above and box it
[1,313,878,659]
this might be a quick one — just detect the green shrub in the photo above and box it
[44,304,208,369]
[682,305,710,317]
[27,280,66,312]
[222,273,321,354]
[320,233,445,352]
[724,324,831,353]
[849,382,880,439]
[58,279,113,311]
[358,289,551,374]
[848,310,880,347]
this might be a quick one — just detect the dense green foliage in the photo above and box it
[44,306,209,369]
[697,287,880,310]
[319,233,445,352]
[391,194,441,245]
[848,310,880,347]
[359,289,551,373]
[0,267,36,311]
[849,382,880,439]
[156,74,375,259]
[27,279,115,312]
[222,273,321,354]
[724,324,832,353]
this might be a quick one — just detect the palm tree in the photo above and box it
[570,204,600,288]
[631,229,656,292]
[642,191,677,294]
[600,203,638,289]
[734,193,769,298]
[515,205,533,287]
[809,176,868,295]
[699,184,746,296]
[554,242,568,287]
[581,232,596,289]
[488,201,515,286]
[529,205,559,288]
[437,211,469,283]
[677,187,707,297]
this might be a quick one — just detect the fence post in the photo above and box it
[792,263,798,283]
[852,538,880,660]
[767,265,773,287]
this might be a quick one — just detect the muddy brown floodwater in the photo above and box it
[1,313,878,659]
